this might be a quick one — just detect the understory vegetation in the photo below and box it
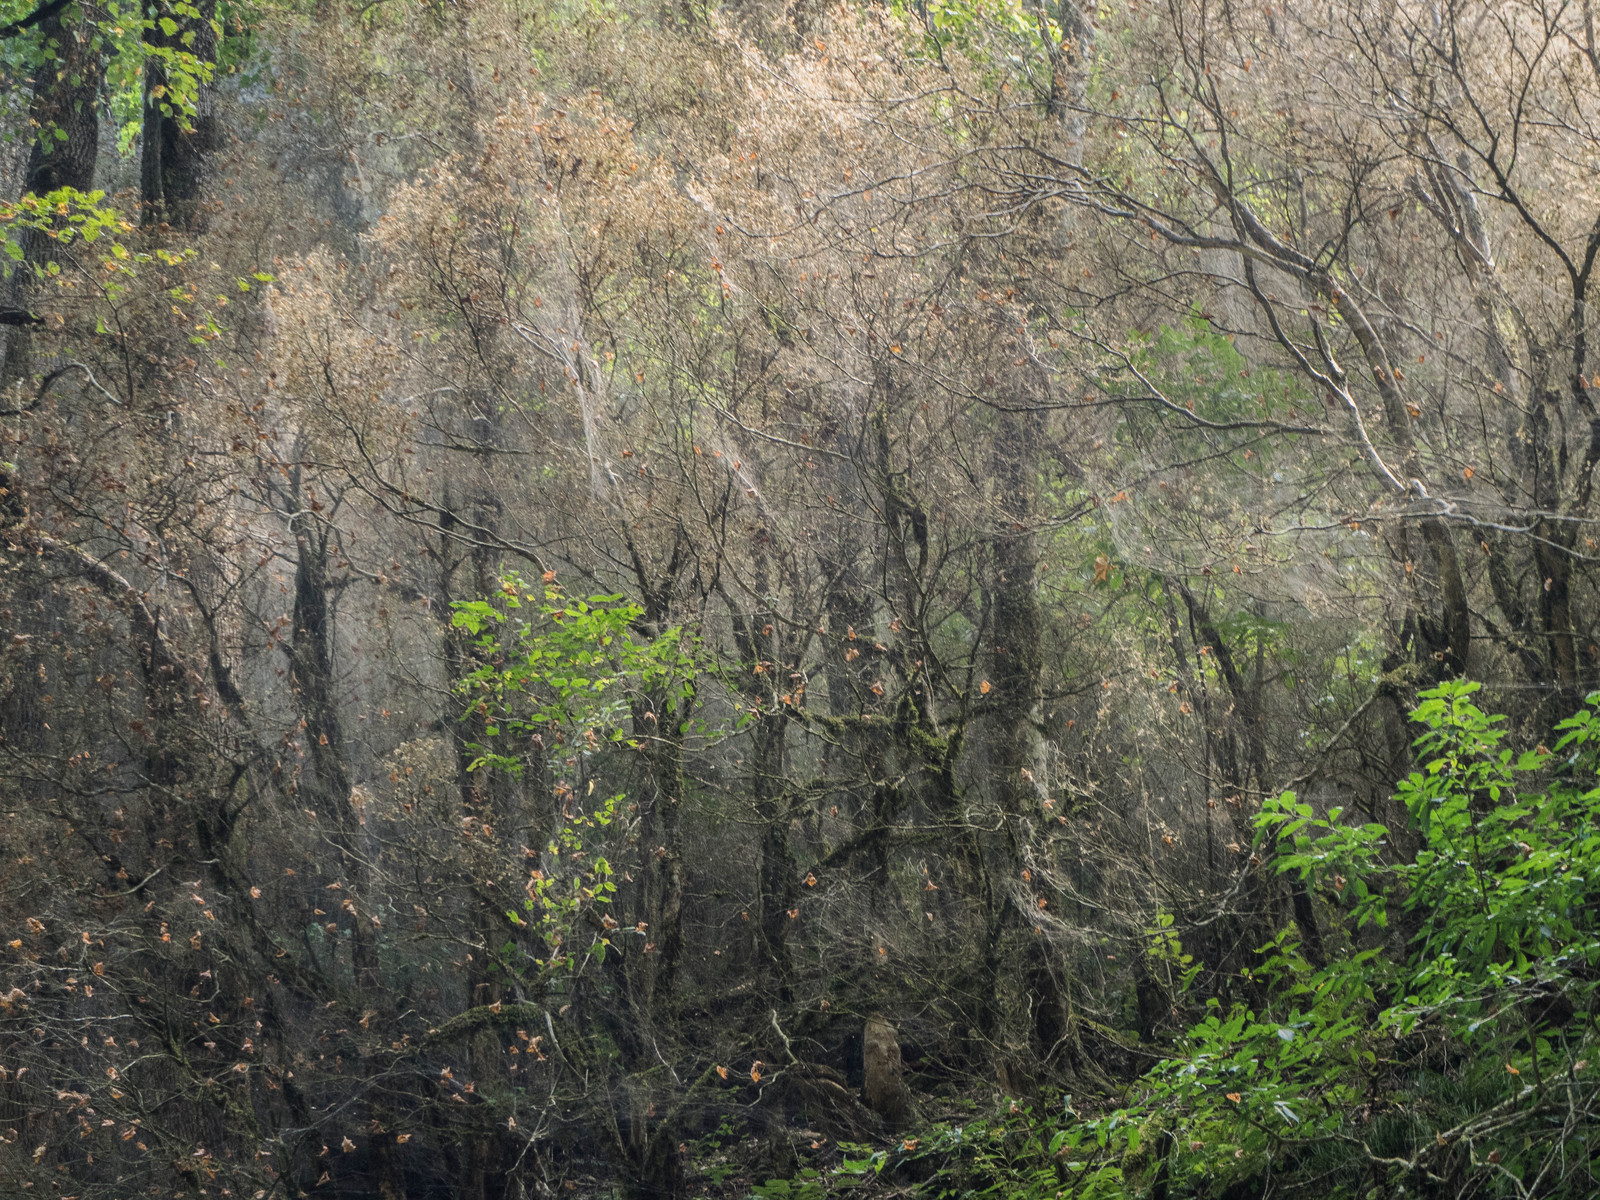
[1,0,1598,1196]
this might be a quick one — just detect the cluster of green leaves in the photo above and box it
[888,0,1064,102]
[1076,681,1598,1196]
[1,187,128,271]
[1111,316,1319,495]
[1,0,223,155]
[1,187,207,327]
[3,189,256,360]
[512,786,622,967]
[137,1,219,117]
[906,0,1056,48]
[1081,681,1593,1196]
[452,576,696,970]
[748,1170,826,1200]
[1267,682,1600,1048]
[451,574,696,768]
[812,681,1598,1199]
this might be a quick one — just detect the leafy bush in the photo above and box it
[892,681,1600,1198]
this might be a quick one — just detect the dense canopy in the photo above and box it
[1,0,1598,1197]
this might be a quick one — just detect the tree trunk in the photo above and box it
[0,1,104,383]
[23,2,103,196]
[141,0,219,229]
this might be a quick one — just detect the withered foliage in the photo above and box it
[1,0,1597,1196]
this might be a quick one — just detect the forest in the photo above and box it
[1,0,1598,1196]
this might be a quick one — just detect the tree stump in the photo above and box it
[861,1015,908,1127]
